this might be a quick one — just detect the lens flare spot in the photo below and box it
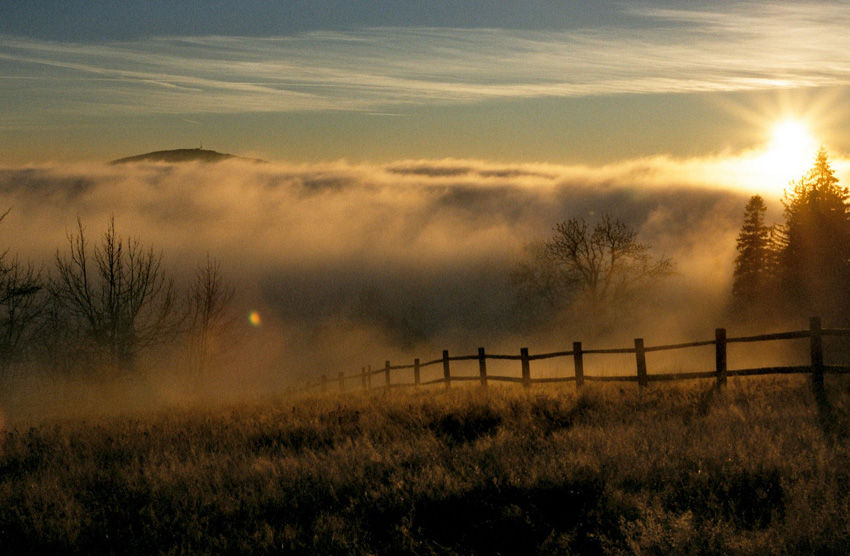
[248,311,262,327]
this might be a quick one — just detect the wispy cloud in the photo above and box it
[2,3,850,117]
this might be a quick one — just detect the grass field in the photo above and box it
[2,376,850,555]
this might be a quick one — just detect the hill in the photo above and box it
[110,148,265,165]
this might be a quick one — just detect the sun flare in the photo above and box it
[750,118,819,191]
[770,119,816,158]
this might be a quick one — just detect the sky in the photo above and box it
[3,1,850,167]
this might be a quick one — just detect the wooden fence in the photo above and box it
[292,317,850,396]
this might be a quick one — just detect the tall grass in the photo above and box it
[2,376,850,554]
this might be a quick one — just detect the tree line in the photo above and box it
[732,147,850,323]
[513,146,850,329]
[0,215,236,379]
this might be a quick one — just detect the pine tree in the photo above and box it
[732,195,776,312]
[777,147,850,319]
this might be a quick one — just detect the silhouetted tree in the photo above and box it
[511,241,565,317]
[776,147,850,319]
[513,214,675,320]
[0,210,46,374]
[732,195,778,314]
[185,255,236,379]
[0,256,44,368]
[50,217,180,374]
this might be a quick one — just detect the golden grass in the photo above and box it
[2,376,850,554]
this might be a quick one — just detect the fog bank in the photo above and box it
[0,156,763,411]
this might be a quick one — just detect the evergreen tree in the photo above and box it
[732,195,776,313]
[777,147,850,319]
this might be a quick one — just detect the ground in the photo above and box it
[1,376,849,554]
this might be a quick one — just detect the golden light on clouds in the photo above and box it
[0,158,747,370]
[709,84,849,194]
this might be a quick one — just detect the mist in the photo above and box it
[0,155,773,417]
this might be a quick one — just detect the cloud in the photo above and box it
[3,3,850,118]
[9,147,846,418]
[0,155,761,358]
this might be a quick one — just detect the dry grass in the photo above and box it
[2,376,850,554]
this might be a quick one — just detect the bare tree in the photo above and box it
[513,214,675,318]
[185,255,236,379]
[0,256,44,366]
[0,210,45,374]
[511,241,567,316]
[51,217,180,373]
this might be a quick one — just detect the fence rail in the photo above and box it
[292,317,850,397]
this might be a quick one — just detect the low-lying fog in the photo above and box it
[0,155,817,419]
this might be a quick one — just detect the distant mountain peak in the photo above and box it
[110,148,265,165]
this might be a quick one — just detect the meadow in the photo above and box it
[2,376,850,555]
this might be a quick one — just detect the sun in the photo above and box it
[752,118,819,190]
[769,119,816,160]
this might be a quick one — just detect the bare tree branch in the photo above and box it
[50,216,182,373]
[513,213,675,320]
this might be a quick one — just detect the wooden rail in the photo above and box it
[295,317,850,397]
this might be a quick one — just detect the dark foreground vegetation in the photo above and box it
[2,377,850,555]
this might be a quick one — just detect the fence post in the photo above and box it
[810,316,825,393]
[414,358,421,387]
[715,328,727,388]
[635,338,648,388]
[367,364,372,390]
[338,371,345,392]
[521,347,531,388]
[443,350,451,389]
[478,347,488,388]
[573,341,584,389]
[384,360,392,393]
[361,367,367,391]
